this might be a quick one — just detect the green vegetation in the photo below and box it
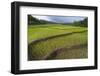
[72,18,88,27]
[54,46,88,59]
[28,15,55,25]
[28,24,87,43]
[28,15,88,60]
[28,15,41,25]
[28,24,88,60]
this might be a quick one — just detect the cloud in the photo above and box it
[32,15,51,21]
[32,15,86,23]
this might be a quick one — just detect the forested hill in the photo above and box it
[28,15,55,25]
[72,18,88,27]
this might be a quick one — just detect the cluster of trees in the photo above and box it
[28,15,41,25]
[28,15,54,25]
[72,18,88,27]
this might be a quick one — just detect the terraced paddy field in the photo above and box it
[28,24,88,60]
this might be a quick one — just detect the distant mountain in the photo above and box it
[39,19,56,24]
[28,15,88,27]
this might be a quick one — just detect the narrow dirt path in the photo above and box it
[43,43,87,60]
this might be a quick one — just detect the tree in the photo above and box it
[72,18,88,27]
[28,15,41,25]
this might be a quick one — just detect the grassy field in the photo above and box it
[28,24,88,60]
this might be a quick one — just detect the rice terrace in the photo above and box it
[28,15,88,61]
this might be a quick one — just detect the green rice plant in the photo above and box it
[52,46,88,59]
[28,29,87,60]
[28,24,87,43]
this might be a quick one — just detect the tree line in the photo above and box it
[71,18,88,27]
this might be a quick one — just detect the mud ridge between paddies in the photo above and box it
[29,30,87,45]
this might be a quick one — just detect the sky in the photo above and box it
[32,15,86,23]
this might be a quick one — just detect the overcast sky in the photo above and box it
[32,15,86,23]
